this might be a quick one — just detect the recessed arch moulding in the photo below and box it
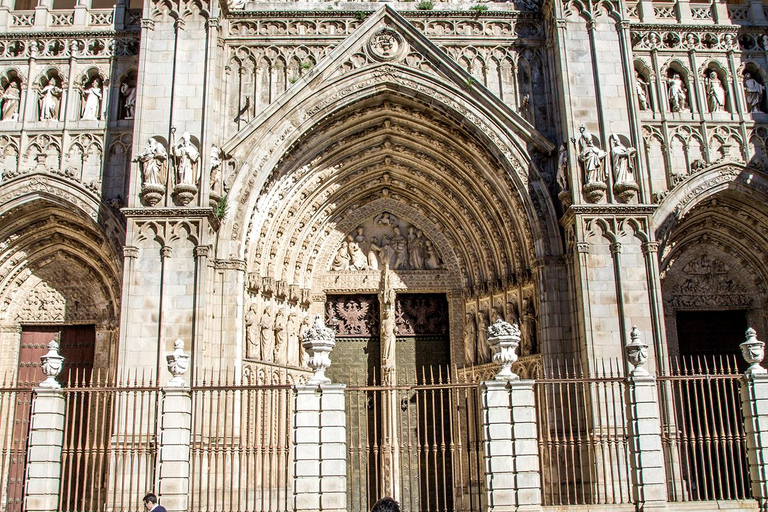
[218,63,563,364]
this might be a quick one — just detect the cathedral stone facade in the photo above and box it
[1,0,768,508]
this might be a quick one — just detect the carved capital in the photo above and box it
[123,246,139,258]
[642,241,660,254]
[194,246,209,258]
[576,242,590,254]
[141,18,155,30]
[610,242,622,255]
[161,246,173,259]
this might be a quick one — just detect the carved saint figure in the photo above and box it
[609,134,637,185]
[424,240,441,270]
[667,73,687,112]
[381,306,396,370]
[635,72,649,111]
[273,308,287,364]
[367,236,381,270]
[743,72,765,113]
[210,144,222,192]
[287,312,299,366]
[245,302,259,359]
[81,78,102,120]
[39,77,62,121]
[578,126,607,184]
[476,311,490,363]
[174,132,200,186]
[135,138,167,187]
[705,71,726,113]
[260,307,274,362]
[120,81,136,119]
[1,82,20,122]
[331,241,351,270]
[391,226,408,269]
[463,312,476,365]
[379,235,395,268]
[347,234,368,270]
[299,315,311,367]
[556,143,569,191]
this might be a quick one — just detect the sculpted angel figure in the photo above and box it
[705,71,726,113]
[744,72,765,113]
[134,138,167,188]
[1,82,20,122]
[39,77,62,121]
[609,134,637,185]
[81,78,102,120]
[174,132,200,186]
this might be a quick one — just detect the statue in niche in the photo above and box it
[667,73,687,112]
[743,72,765,113]
[135,138,167,188]
[705,71,726,113]
[347,234,368,270]
[259,307,274,362]
[367,236,381,271]
[635,72,650,111]
[381,305,396,370]
[331,241,351,270]
[610,134,637,185]
[245,302,259,359]
[556,143,569,191]
[476,311,490,363]
[287,312,299,366]
[577,126,607,185]
[299,315,311,367]
[210,145,222,193]
[273,308,287,364]
[174,132,200,186]
[463,312,476,365]
[521,297,537,356]
[120,80,136,119]
[491,304,504,323]
[39,77,62,121]
[1,82,20,122]
[81,78,102,120]
[506,298,520,325]
[424,241,441,270]
[391,226,408,269]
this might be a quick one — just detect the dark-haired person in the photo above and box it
[371,496,400,512]
[143,493,167,512]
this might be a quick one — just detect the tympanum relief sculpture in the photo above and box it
[329,214,443,271]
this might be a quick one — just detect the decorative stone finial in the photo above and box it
[486,319,521,381]
[625,326,649,376]
[740,328,766,377]
[301,315,336,385]
[166,339,190,386]
[40,340,65,389]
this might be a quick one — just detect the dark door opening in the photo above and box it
[676,310,747,369]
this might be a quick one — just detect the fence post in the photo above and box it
[740,328,768,511]
[481,380,541,511]
[293,384,347,512]
[624,327,668,509]
[157,387,192,512]
[24,388,66,512]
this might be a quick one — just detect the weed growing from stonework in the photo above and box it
[465,78,476,90]
[301,61,313,70]
[417,1,434,10]
[469,4,488,13]
[354,11,367,21]
[215,194,228,220]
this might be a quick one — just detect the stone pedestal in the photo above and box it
[24,389,66,512]
[481,380,541,511]
[625,375,668,509]
[158,388,192,512]
[741,374,768,511]
[293,384,346,512]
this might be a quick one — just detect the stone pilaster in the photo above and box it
[481,380,541,511]
[741,374,768,511]
[625,375,668,509]
[293,384,346,512]
[24,389,66,512]
[158,388,192,512]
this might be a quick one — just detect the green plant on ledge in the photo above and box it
[215,194,228,220]
[354,11,367,21]
[469,3,488,13]
[464,77,476,90]
[300,61,313,70]
[416,0,434,10]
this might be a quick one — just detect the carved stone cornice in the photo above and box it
[121,207,221,230]
[628,23,739,33]
[214,259,247,272]
[226,10,542,20]
[560,204,657,226]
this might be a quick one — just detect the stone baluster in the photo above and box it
[740,328,768,511]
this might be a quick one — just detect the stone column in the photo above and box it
[481,380,541,511]
[293,384,347,512]
[157,387,192,512]
[740,328,768,510]
[24,389,66,512]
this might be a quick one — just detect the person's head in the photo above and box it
[371,496,400,512]
[143,493,157,509]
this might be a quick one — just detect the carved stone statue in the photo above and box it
[287,311,299,365]
[463,312,476,365]
[39,77,62,121]
[505,298,520,325]
[81,78,102,120]
[331,241,351,270]
[245,302,259,359]
[1,82,20,122]
[367,236,381,271]
[260,307,274,362]
[423,241,441,270]
[476,311,490,363]
[135,138,167,191]
[274,308,287,364]
[299,314,311,367]
[381,305,396,370]
[635,72,650,111]
[174,131,200,186]
[210,144,222,194]
[556,143,569,191]
[578,126,607,185]
[521,297,537,356]
[391,226,408,269]
[667,73,687,112]
[120,81,136,119]
[743,72,765,113]
[610,134,637,185]
[347,234,368,270]
[705,71,726,113]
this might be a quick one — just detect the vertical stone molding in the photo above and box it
[24,389,66,512]
[625,374,668,509]
[741,373,768,509]
[481,380,541,511]
[293,384,346,512]
[158,388,192,512]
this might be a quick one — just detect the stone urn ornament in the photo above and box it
[625,326,649,376]
[301,315,336,385]
[40,339,65,389]
[486,319,521,380]
[740,328,766,377]
[166,338,190,386]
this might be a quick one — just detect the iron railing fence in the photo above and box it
[535,360,632,506]
[657,355,749,502]
[0,369,34,512]
[344,367,485,512]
